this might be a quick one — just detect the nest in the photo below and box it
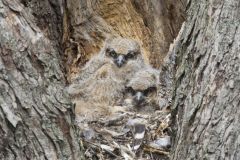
[77,107,171,160]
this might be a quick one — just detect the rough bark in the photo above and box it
[132,0,186,68]
[0,0,83,159]
[171,0,240,159]
[0,0,185,159]
[2,0,239,159]
[63,0,185,80]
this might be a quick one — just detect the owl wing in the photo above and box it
[76,56,106,81]
[66,55,107,96]
[73,55,107,83]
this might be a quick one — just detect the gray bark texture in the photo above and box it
[171,0,240,159]
[0,0,83,159]
[0,0,184,159]
[1,0,239,159]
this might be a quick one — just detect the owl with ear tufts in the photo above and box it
[72,36,145,84]
[124,66,160,113]
[66,37,145,123]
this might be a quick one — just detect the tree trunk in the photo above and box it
[1,0,239,159]
[171,0,240,159]
[0,0,184,159]
[63,0,185,80]
[0,0,83,159]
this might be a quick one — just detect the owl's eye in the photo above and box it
[106,48,117,58]
[125,51,136,59]
[110,50,117,58]
[126,87,135,95]
[144,86,157,95]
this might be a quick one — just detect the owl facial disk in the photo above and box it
[106,48,138,68]
[114,55,126,68]
[134,91,145,105]
[106,48,126,67]
[126,86,157,106]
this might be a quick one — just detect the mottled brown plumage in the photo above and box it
[66,37,145,122]
[71,37,145,84]
[67,63,125,122]
[124,66,160,113]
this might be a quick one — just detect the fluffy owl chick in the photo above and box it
[67,63,125,122]
[124,66,160,113]
[103,37,145,81]
[72,37,145,84]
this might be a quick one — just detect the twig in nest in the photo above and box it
[84,140,122,158]
[100,145,121,158]
[99,114,125,126]
[143,146,170,157]
[83,140,100,148]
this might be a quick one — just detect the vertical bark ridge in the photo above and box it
[0,0,83,159]
[172,0,240,159]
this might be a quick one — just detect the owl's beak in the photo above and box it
[114,55,126,67]
[134,91,145,104]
